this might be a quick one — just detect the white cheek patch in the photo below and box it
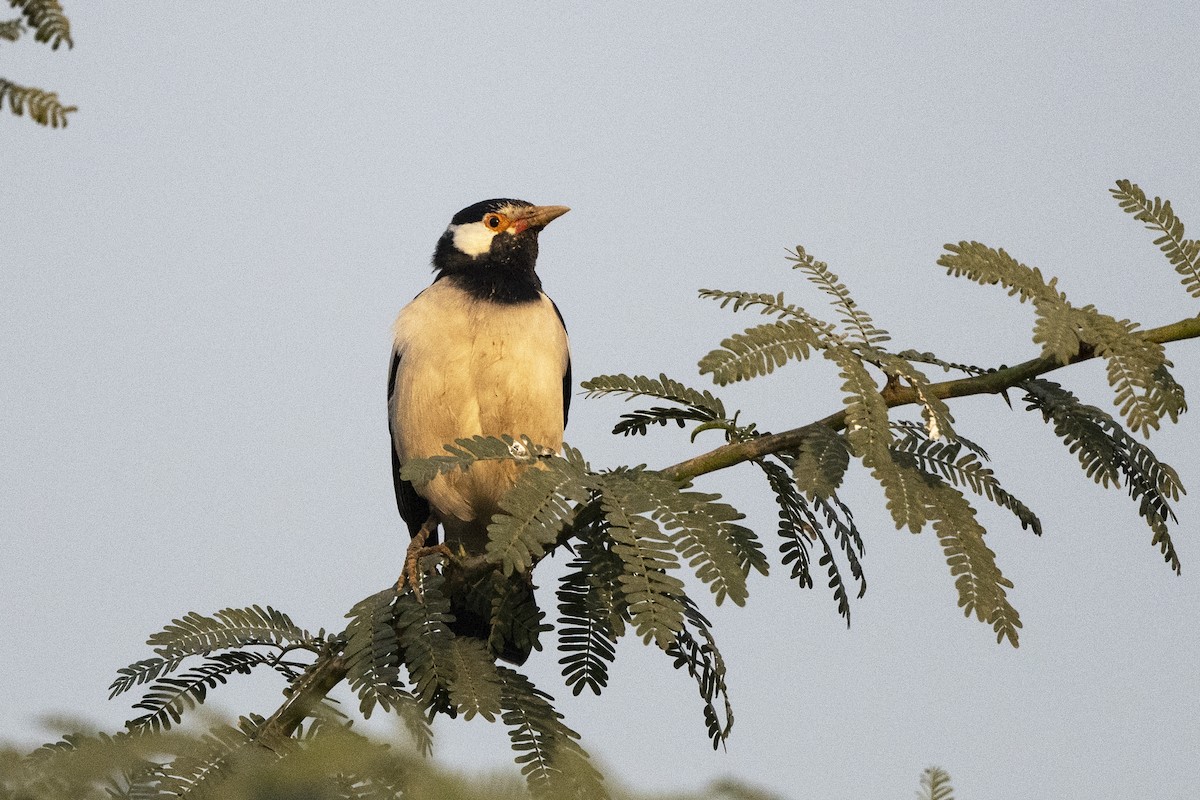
[450,221,498,257]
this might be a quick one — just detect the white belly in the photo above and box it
[390,280,569,550]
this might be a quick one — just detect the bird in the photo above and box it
[387,199,571,661]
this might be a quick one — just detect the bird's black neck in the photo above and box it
[432,232,544,304]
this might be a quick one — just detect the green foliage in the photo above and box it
[758,454,865,623]
[2,3,75,128]
[1021,378,1184,572]
[697,287,839,338]
[1111,179,1200,299]
[106,605,323,738]
[698,319,825,385]
[480,569,553,664]
[556,528,625,696]
[918,766,956,800]
[907,456,1023,646]
[788,245,891,345]
[144,605,317,658]
[938,237,1179,437]
[583,373,729,436]
[398,434,546,484]
[146,719,264,798]
[485,445,593,575]
[2,724,803,799]
[0,17,23,41]
[0,722,522,800]
[447,638,503,722]
[496,668,605,799]
[10,0,72,49]
[0,78,75,127]
[601,477,688,649]
[343,590,412,720]
[393,577,457,712]
[127,651,276,733]
[639,474,753,606]
[667,597,735,749]
[397,437,754,749]
[892,421,1042,536]
[792,424,850,500]
[830,345,936,534]
[697,252,894,386]
[16,181,1195,796]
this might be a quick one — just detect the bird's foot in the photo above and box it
[396,516,454,601]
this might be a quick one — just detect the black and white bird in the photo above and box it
[388,199,572,601]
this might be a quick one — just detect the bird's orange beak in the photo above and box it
[510,204,570,234]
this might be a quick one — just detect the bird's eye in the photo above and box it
[483,213,508,231]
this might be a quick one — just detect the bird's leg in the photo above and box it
[397,515,455,600]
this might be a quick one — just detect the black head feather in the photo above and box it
[432,198,544,303]
[449,198,532,225]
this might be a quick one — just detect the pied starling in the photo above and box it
[387,199,571,660]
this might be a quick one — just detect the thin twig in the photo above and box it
[663,315,1200,482]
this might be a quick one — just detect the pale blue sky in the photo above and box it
[3,4,1199,798]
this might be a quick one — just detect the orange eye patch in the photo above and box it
[482,212,510,232]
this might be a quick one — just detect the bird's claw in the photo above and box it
[396,542,454,601]
[396,515,453,601]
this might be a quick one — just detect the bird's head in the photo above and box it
[431,199,570,301]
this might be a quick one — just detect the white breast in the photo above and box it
[390,280,569,547]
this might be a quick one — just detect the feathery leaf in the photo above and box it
[698,287,840,338]
[788,245,890,345]
[399,434,548,484]
[485,446,594,575]
[0,17,23,40]
[829,345,931,532]
[343,589,410,719]
[0,78,75,127]
[872,350,957,441]
[582,373,726,418]
[109,655,188,700]
[1111,179,1200,299]
[918,766,956,800]
[758,456,815,591]
[889,451,1022,646]
[394,576,458,712]
[153,722,265,799]
[792,423,851,500]
[497,667,607,800]
[699,319,825,385]
[813,492,867,604]
[940,241,1178,435]
[759,455,865,621]
[583,373,732,437]
[892,422,1041,535]
[446,638,503,722]
[599,476,687,649]
[637,472,751,606]
[145,605,312,659]
[10,0,71,48]
[897,349,991,377]
[556,528,625,696]
[126,652,274,734]
[666,597,734,750]
[1022,378,1185,572]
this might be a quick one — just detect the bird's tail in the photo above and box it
[448,570,543,666]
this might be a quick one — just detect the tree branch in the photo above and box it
[662,314,1200,482]
[254,649,348,746]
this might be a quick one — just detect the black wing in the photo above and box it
[389,349,433,541]
[551,299,572,428]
